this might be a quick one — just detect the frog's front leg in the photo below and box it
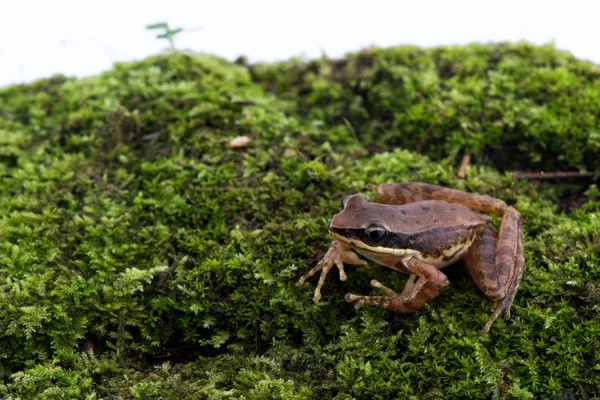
[345,257,449,313]
[296,240,368,302]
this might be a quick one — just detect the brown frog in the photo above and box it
[296,182,524,333]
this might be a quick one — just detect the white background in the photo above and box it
[1,0,599,88]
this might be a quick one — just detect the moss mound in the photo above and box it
[251,42,600,174]
[0,44,599,399]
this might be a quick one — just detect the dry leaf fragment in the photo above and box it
[228,136,252,149]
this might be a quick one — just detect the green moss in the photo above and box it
[251,42,600,173]
[0,46,598,398]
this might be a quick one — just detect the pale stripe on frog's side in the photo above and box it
[329,230,474,269]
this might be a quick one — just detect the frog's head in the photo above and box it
[328,195,390,248]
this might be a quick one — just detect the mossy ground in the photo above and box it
[0,43,599,399]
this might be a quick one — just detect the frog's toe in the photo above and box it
[503,306,511,320]
[354,300,365,309]
[296,260,326,286]
[482,299,511,333]
[345,293,359,302]
[345,293,395,310]
[335,260,347,281]
[312,291,322,302]
[370,279,399,296]
[345,293,367,309]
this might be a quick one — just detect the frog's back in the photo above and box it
[384,200,490,233]
[376,200,490,260]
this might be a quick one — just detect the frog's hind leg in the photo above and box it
[345,258,449,314]
[489,220,524,326]
[370,182,525,333]
[386,182,525,333]
[372,183,508,216]
[369,183,435,205]
[392,182,509,215]
[464,218,524,333]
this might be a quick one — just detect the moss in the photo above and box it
[0,46,598,398]
[251,42,600,174]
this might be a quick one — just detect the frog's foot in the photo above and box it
[481,255,525,333]
[296,240,367,302]
[482,299,511,334]
[345,259,449,314]
[346,293,394,310]
[348,276,422,308]
[345,280,420,313]
[345,279,406,309]
[345,291,420,313]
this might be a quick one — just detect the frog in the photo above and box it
[296,182,524,333]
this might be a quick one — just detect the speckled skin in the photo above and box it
[297,182,524,333]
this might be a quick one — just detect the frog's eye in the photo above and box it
[341,195,352,209]
[363,224,389,246]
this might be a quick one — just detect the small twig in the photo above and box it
[514,171,594,180]
[457,154,471,179]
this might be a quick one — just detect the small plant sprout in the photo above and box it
[146,22,184,50]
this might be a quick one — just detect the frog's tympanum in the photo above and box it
[297,182,524,333]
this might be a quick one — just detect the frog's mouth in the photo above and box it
[328,227,362,243]
[329,227,408,256]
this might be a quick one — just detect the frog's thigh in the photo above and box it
[399,182,508,215]
[465,210,523,333]
[463,225,506,300]
[502,221,525,320]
